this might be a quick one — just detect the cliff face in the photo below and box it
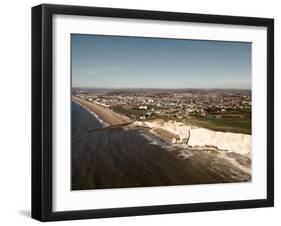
[188,128,251,155]
[142,120,251,156]
[145,120,190,141]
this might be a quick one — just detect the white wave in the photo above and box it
[140,133,159,145]
[139,132,176,151]
[73,100,109,127]
[217,152,251,175]
[177,150,193,159]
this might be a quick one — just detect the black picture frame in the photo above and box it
[32,3,274,222]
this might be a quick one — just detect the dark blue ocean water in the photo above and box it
[71,101,250,190]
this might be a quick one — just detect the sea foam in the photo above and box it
[73,100,109,127]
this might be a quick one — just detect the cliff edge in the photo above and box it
[137,119,251,156]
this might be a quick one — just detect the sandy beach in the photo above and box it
[72,96,131,126]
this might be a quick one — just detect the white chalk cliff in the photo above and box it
[144,120,191,141]
[137,120,251,156]
[188,128,251,155]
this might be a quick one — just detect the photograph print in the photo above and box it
[71,34,252,190]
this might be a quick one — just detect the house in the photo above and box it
[139,105,148,110]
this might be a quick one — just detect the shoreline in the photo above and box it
[72,96,131,126]
[73,96,251,157]
[72,97,251,179]
[73,99,109,127]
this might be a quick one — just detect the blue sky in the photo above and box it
[71,34,251,89]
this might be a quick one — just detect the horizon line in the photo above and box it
[72,87,251,91]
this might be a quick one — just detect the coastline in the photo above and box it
[72,96,131,126]
[72,96,251,157]
[73,99,109,127]
[71,102,251,190]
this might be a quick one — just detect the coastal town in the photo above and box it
[72,88,251,134]
[72,87,252,164]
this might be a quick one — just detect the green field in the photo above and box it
[112,105,251,135]
[187,117,251,134]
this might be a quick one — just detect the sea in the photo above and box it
[71,101,251,190]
